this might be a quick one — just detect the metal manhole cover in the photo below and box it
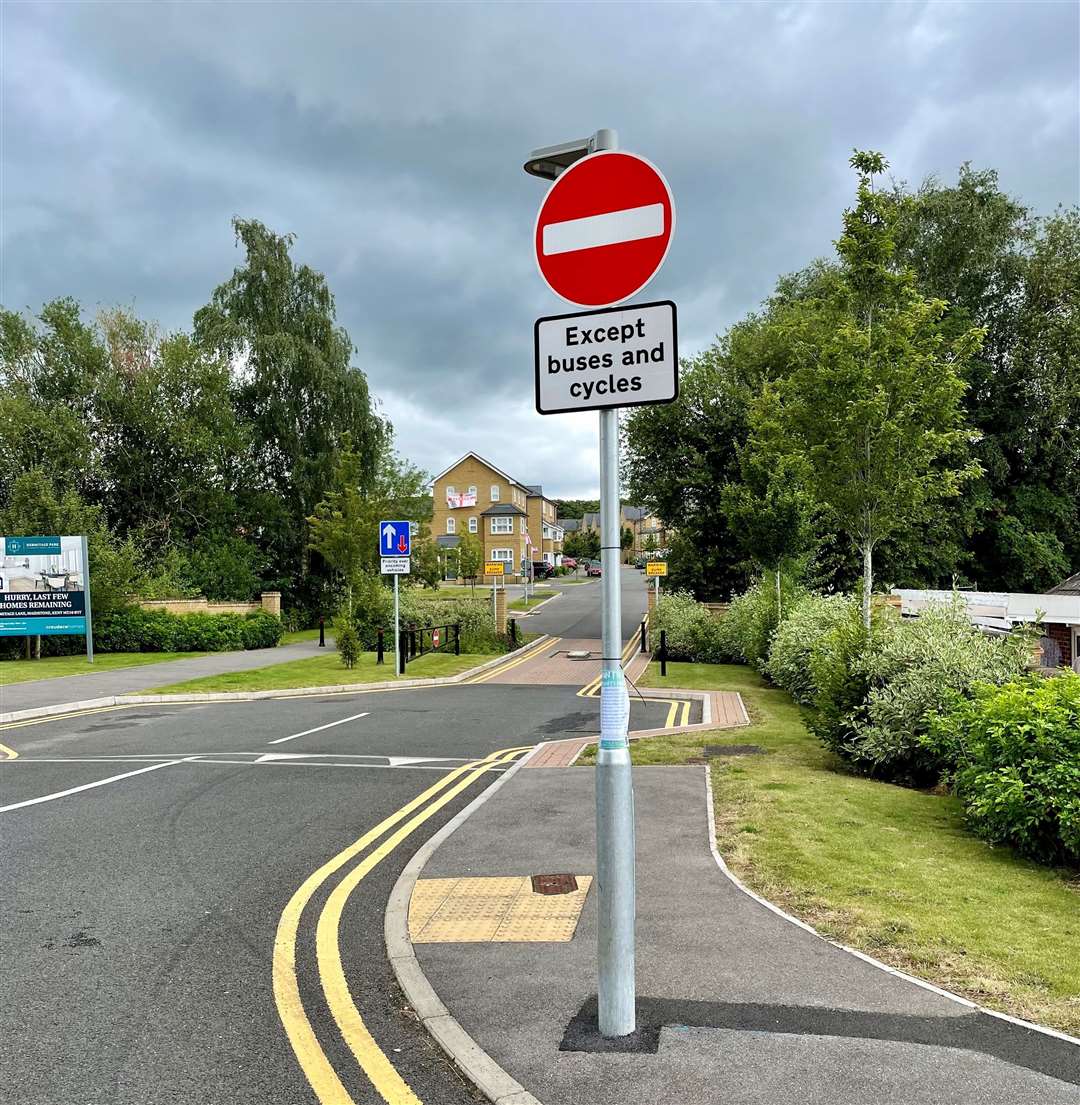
[531,873,579,895]
[704,744,766,757]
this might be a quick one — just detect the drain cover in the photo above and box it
[704,744,766,757]
[531,873,579,895]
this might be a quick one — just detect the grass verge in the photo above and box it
[144,649,499,694]
[612,660,1080,1035]
[0,651,208,686]
[509,590,557,612]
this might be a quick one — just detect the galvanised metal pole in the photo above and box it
[593,126,636,1038]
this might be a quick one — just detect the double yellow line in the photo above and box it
[576,627,642,698]
[462,635,558,684]
[273,743,530,1105]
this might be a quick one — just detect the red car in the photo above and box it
[586,563,602,577]
[562,557,577,569]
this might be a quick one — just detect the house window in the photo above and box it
[520,518,526,535]
[468,485,477,498]
[446,485,455,497]
[491,516,513,534]
[468,517,477,533]
[490,484,500,502]
[491,548,513,562]
[446,517,455,535]
[1073,627,1080,674]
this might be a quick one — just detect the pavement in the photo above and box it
[0,566,676,1105]
[0,635,332,715]
[410,766,1080,1105]
[6,563,1064,1105]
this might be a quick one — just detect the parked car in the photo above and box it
[531,561,554,580]
[562,557,577,569]
[586,562,603,577]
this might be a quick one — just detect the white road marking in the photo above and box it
[542,202,664,255]
[0,759,183,814]
[268,711,370,744]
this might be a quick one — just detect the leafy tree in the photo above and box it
[307,435,369,616]
[0,470,144,617]
[457,533,482,582]
[893,173,1080,590]
[621,526,633,551]
[194,218,388,598]
[748,152,982,628]
[411,536,441,589]
[554,499,599,520]
[563,529,600,560]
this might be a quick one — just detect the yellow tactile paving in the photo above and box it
[410,875,592,943]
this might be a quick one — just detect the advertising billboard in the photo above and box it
[0,536,90,638]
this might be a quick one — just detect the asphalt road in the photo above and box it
[0,568,657,1105]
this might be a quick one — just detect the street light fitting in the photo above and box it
[523,129,618,180]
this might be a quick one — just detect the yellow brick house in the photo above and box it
[431,454,563,581]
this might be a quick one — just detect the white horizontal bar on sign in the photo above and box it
[543,203,665,256]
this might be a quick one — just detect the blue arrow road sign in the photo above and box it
[379,520,411,557]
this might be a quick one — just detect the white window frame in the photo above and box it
[446,517,455,535]
[491,547,514,562]
[490,516,513,534]
[467,485,477,498]
[490,484,501,502]
[468,516,477,534]
[446,485,455,497]
[520,517,526,535]
[1073,627,1080,674]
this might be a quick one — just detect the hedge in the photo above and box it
[92,607,283,653]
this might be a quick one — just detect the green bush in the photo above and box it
[91,606,282,654]
[928,674,1080,866]
[241,610,284,649]
[351,571,396,649]
[718,573,805,670]
[764,591,853,705]
[806,597,873,757]
[845,601,1033,783]
[336,621,360,669]
[400,591,504,653]
[652,590,725,663]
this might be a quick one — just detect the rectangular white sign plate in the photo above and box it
[534,300,678,415]
[381,556,410,575]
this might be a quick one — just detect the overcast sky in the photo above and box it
[4,1,1078,499]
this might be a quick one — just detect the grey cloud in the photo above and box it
[3,0,1077,495]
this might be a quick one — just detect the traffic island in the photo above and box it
[388,764,1080,1105]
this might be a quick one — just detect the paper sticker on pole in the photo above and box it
[534,151,675,308]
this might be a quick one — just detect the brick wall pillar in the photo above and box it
[495,584,507,634]
[261,591,282,617]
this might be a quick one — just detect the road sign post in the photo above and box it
[380,522,412,678]
[524,126,678,1038]
[484,560,504,627]
[646,559,667,609]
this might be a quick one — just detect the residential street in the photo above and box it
[0,569,664,1105]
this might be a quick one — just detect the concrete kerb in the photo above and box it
[701,765,1080,1051]
[0,636,552,726]
[385,742,547,1105]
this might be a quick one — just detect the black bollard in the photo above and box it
[376,627,384,665]
[318,616,325,648]
[640,619,648,653]
[660,629,667,678]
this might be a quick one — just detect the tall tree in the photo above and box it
[748,152,983,628]
[194,219,387,598]
[893,170,1080,590]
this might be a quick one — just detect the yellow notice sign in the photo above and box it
[484,561,505,576]
[645,561,668,577]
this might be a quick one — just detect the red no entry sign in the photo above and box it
[534,151,675,308]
